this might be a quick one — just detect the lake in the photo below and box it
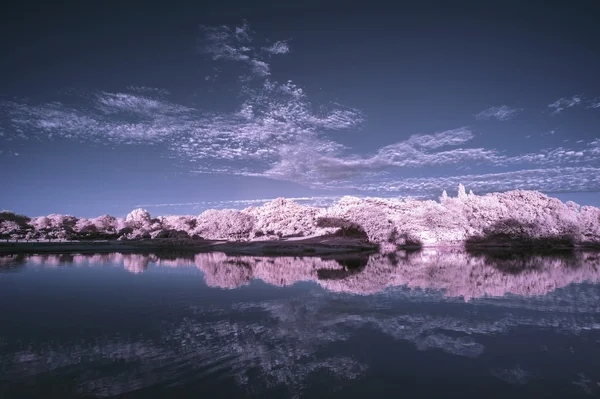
[1,249,600,398]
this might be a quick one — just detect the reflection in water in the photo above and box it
[3,249,600,300]
[2,284,600,397]
[1,250,600,397]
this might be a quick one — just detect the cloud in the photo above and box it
[264,128,481,178]
[548,95,600,112]
[403,128,473,148]
[126,86,170,96]
[501,142,600,167]
[3,91,197,144]
[2,76,364,167]
[250,59,270,76]
[260,127,600,187]
[587,98,600,109]
[548,95,582,114]
[475,105,520,121]
[200,21,289,79]
[2,22,600,198]
[5,82,599,196]
[173,79,364,164]
[234,20,252,42]
[344,167,600,195]
[94,92,190,116]
[0,150,19,157]
[263,40,290,54]
[201,23,252,62]
[135,196,344,210]
[589,139,600,154]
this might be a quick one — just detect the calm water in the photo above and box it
[1,250,600,398]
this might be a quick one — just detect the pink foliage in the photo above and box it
[125,208,152,230]
[244,198,321,238]
[5,186,600,247]
[0,221,20,240]
[92,215,120,234]
[195,209,256,240]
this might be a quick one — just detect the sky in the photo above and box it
[1,0,599,217]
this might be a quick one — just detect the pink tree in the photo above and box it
[195,209,256,240]
[0,221,20,242]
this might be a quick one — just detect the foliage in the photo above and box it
[3,186,599,248]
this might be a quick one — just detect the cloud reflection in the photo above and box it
[2,249,600,396]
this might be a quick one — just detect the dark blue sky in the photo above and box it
[1,0,599,217]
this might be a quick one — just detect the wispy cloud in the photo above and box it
[4,86,599,194]
[126,86,170,96]
[3,91,196,144]
[2,22,600,198]
[263,40,290,55]
[259,126,600,187]
[587,98,600,109]
[548,95,583,114]
[589,139,600,154]
[344,167,600,195]
[475,105,520,121]
[135,196,343,210]
[548,95,600,113]
[2,78,363,166]
[260,127,501,185]
[200,21,290,79]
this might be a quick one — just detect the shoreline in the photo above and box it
[0,237,379,256]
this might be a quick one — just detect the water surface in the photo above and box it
[1,250,600,398]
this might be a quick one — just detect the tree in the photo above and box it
[74,218,98,239]
[195,209,256,240]
[92,215,120,238]
[159,215,197,235]
[457,183,467,201]
[4,187,600,247]
[0,221,20,241]
[440,190,448,202]
[123,209,159,239]
[244,198,320,238]
[125,208,152,230]
[0,211,30,227]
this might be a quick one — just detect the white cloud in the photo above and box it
[259,127,506,186]
[505,144,600,166]
[250,59,270,76]
[587,98,600,109]
[200,21,287,79]
[126,86,170,96]
[2,77,364,168]
[475,105,520,121]
[548,95,600,112]
[5,83,600,195]
[234,21,252,42]
[344,167,600,195]
[95,92,191,116]
[548,95,582,114]
[0,149,20,157]
[3,91,197,144]
[589,139,600,154]
[406,128,474,148]
[263,40,290,55]
[135,196,343,210]
[3,22,600,198]
[259,127,600,187]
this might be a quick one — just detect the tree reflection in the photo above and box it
[15,249,600,300]
[0,254,27,272]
